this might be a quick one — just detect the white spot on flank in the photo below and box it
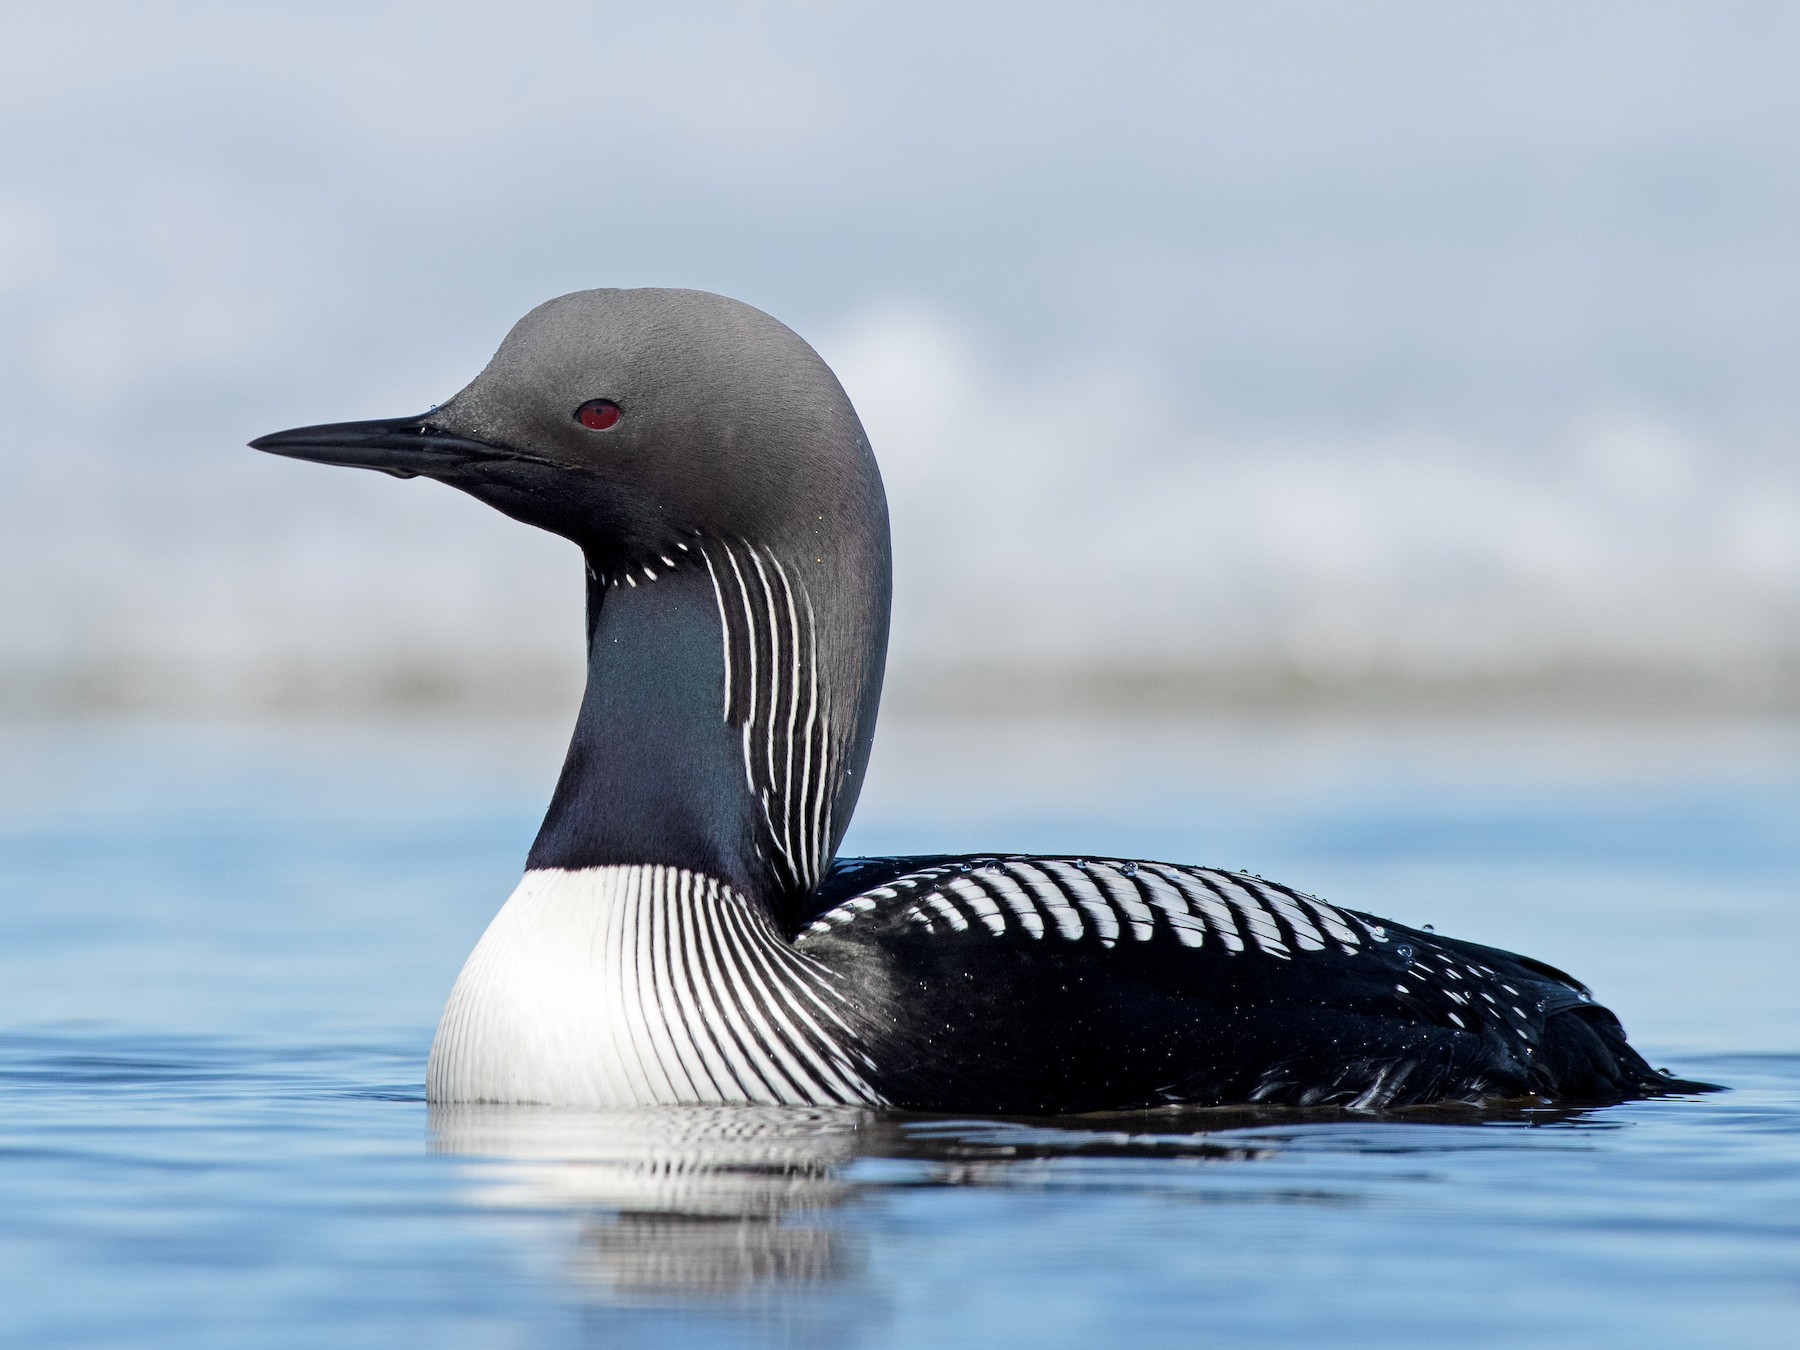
[1044,861,1121,944]
[1156,867,1242,951]
[977,869,1046,938]
[1253,885,1326,950]
[1210,875,1291,958]
[924,894,969,932]
[1073,862,1155,942]
[1299,895,1361,951]
[1007,862,1085,940]
[1130,867,1202,946]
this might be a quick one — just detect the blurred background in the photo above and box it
[3,0,1797,717]
[6,10,1800,1345]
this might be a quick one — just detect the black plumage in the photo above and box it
[798,856,1700,1111]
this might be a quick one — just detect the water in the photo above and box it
[2,715,1797,1347]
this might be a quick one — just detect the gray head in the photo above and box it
[256,288,885,567]
[254,290,891,919]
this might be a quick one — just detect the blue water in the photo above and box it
[3,715,1798,1347]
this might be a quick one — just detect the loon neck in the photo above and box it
[526,532,889,929]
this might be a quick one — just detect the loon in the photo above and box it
[253,288,1703,1113]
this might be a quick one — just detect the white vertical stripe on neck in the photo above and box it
[693,537,840,899]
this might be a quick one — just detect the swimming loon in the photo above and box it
[253,288,1702,1113]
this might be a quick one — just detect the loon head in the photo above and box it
[253,289,891,925]
[251,288,886,583]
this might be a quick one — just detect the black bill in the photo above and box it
[249,413,517,479]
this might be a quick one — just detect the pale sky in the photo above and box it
[3,2,1797,708]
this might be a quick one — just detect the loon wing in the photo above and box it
[803,853,971,925]
[797,854,1696,1112]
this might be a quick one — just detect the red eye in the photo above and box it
[576,399,621,431]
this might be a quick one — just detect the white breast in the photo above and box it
[426,865,879,1108]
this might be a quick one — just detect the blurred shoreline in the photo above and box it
[5,698,1795,788]
[4,655,1795,718]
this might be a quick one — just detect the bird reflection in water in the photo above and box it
[428,1099,1599,1303]
[429,1103,871,1297]
[424,1101,1295,1301]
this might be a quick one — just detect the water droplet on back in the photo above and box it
[1121,861,1138,877]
